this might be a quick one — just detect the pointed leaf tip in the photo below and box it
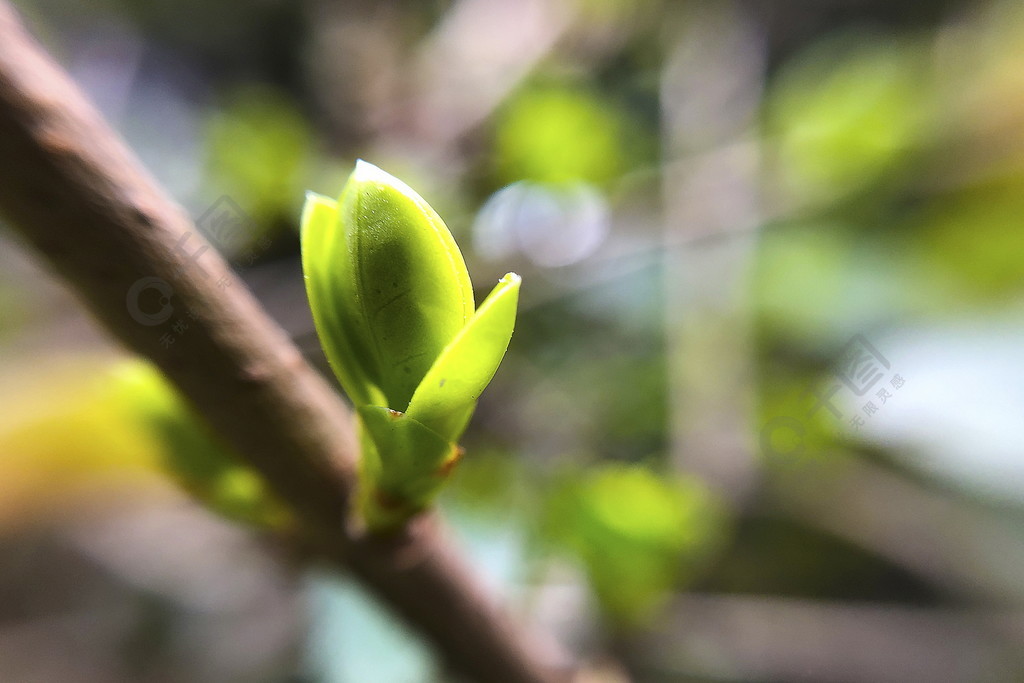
[406,273,521,439]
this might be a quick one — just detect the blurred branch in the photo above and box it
[767,454,1024,604]
[0,3,561,681]
[409,0,573,149]
[633,593,1024,681]
[661,2,764,503]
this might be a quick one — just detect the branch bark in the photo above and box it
[0,3,561,681]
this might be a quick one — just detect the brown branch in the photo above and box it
[0,3,561,681]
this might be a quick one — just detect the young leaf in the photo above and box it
[337,161,475,409]
[301,191,386,407]
[406,273,520,440]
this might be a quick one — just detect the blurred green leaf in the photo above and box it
[918,182,1024,300]
[109,361,291,528]
[0,359,288,529]
[495,85,638,187]
[767,33,932,204]
[541,464,723,624]
[206,85,313,231]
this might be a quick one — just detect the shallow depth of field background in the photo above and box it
[2,0,1024,681]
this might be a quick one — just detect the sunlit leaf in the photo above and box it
[301,191,385,407]
[406,273,520,440]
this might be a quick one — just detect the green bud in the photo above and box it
[301,161,520,531]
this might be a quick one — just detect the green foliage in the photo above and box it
[0,362,164,524]
[542,464,722,624]
[494,85,636,187]
[301,161,520,531]
[766,33,932,204]
[108,361,291,528]
[0,359,287,529]
[406,273,521,438]
[918,182,1024,300]
[206,85,313,232]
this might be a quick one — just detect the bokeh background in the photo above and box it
[2,0,1024,681]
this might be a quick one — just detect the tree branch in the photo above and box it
[0,3,560,681]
